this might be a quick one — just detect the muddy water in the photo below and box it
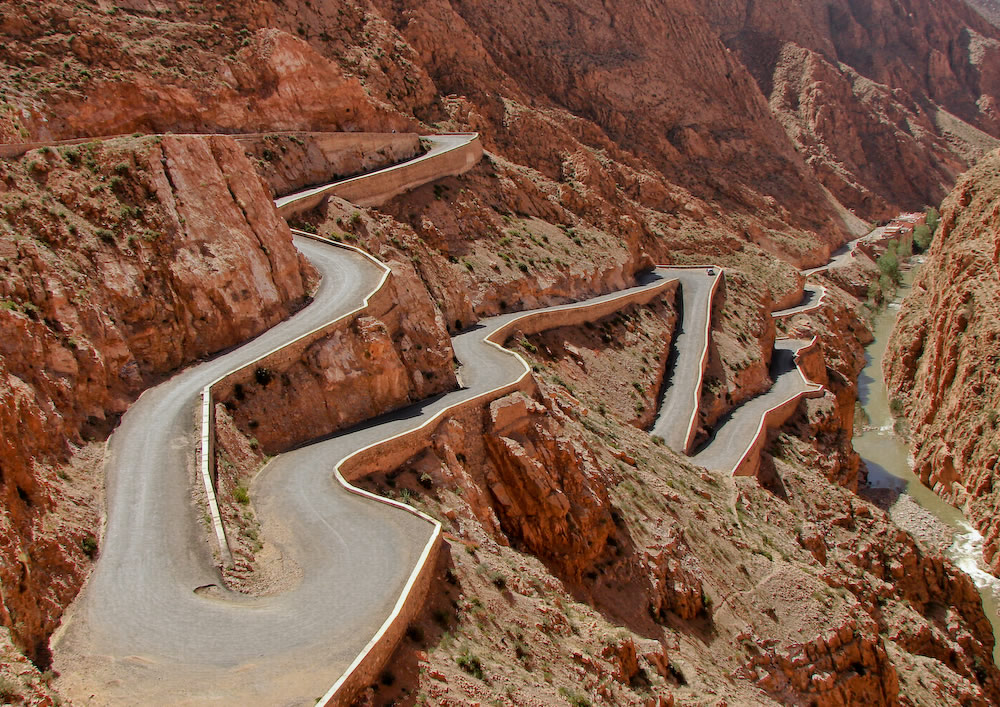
[856,270,1000,663]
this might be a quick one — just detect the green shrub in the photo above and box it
[80,534,98,558]
[456,650,484,680]
[558,687,592,706]
[926,206,939,234]
[914,224,932,251]
[877,249,900,284]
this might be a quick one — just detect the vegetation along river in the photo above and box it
[856,265,1000,663]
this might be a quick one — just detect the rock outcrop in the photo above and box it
[0,135,314,662]
[216,257,456,455]
[483,393,615,580]
[885,148,1000,572]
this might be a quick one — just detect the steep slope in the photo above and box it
[885,148,1000,572]
[1,0,999,703]
[702,0,1000,220]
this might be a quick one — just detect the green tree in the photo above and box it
[914,224,932,251]
[926,207,940,234]
[877,248,900,284]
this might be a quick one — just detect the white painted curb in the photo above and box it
[318,267,677,705]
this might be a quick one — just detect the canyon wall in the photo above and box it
[701,0,1000,220]
[360,299,1000,706]
[0,135,314,663]
[885,148,1000,571]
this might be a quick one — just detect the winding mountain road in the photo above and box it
[651,268,721,453]
[50,126,867,704]
[690,338,820,474]
[51,133,682,704]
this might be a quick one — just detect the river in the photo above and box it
[855,266,1000,663]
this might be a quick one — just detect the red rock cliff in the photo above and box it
[885,148,1000,573]
[0,134,314,663]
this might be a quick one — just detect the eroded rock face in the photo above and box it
[885,148,1000,572]
[217,259,456,455]
[0,135,314,661]
[484,393,614,580]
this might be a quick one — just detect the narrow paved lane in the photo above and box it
[690,338,817,473]
[651,268,721,453]
[52,246,680,705]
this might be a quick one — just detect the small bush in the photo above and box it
[80,534,98,558]
[489,570,507,590]
[254,367,273,386]
[558,687,591,706]
[456,650,484,680]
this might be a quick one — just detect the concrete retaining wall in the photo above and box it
[323,272,676,704]
[730,337,826,478]
[277,134,483,217]
[239,133,422,198]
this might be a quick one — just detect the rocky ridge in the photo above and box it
[702,0,1000,221]
[355,278,1000,705]
[0,0,998,702]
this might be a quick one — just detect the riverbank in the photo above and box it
[857,265,1000,663]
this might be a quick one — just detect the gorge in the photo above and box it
[1,0,1000,705]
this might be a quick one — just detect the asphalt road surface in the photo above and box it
[52,246,679,705]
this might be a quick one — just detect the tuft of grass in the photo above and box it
[489,570,507,590]
[234,485,250,505]
[558,687,591,706]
